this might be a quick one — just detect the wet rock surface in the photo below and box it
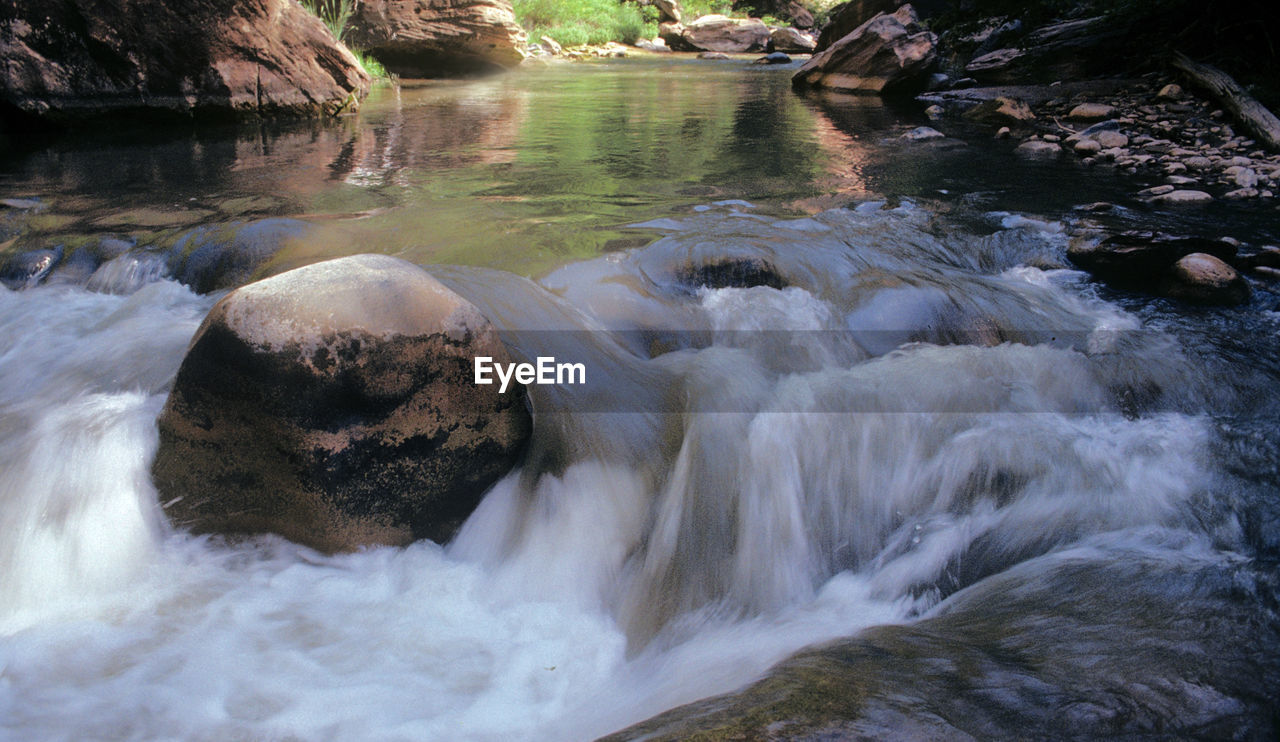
[152,254,531,553]
[600,557,1280,740]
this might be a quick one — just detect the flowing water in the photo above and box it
[1,60,1279,740]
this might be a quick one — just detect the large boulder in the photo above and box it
[792,5,936,96]
[0,0,370,122]
[961,17,1132,85]
[345,0,527,75]
[152,254,532,553]
[815,0,901,51]
[667,15,771,53]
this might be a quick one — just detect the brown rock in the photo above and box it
[815,0,902,52]
[1068,103,1115,121]
[673,15,771,53]
[963,96,1035,126]
[0,0,369,121]
[770,27,817,53]
[152,254,532,553]
[792,5,936,96]
[1161,253,1250,305]
[345,0,527,75]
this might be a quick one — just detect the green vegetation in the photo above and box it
[298,0,391,80]
[300,0,356,42]
[353,50,390,80]
[515,0,659,46]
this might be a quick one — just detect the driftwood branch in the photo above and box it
[1172,51,1280,152]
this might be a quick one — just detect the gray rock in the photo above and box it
[1015,140,1061,158]
[1157,83,1183,100]
[903,126,945,141]
[1223,188,1259,200]
[152,254,532,553]
[0,248,62,290]
[1151,190,1214,205]
[756,52,793,64]
[1093,130,1128,148]
[1137,185,1175,198]
[925,104,944,119]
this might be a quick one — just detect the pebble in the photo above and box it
[1185,156,1213,170]
[1165,175,1198,185]
[995,126,1012,139]
[1164,162,1188,174]
[1223,188,1259,199]
[1157,83,1183,99]
[1137,185,1175,197]
[925,104,944,119]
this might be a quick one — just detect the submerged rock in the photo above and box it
[152,254,531,553]
[676,256,786,290]
[792,5,937,96]
[169,218,313,294]
[345,0,527,74]
[756,52,793,65]
[0,248,62,290]
[0,0,370,122]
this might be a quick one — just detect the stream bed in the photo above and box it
[2,59,1279,740]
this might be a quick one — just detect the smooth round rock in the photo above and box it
[1162,253,1250,305]
[1068,103,1115,121]
[1151,190,1214,205]
[152,254,531,552]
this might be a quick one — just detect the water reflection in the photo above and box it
[2,61,849,278]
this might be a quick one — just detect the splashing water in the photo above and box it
[0,203,1273,741]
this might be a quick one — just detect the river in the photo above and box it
[1,58,1278,740]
